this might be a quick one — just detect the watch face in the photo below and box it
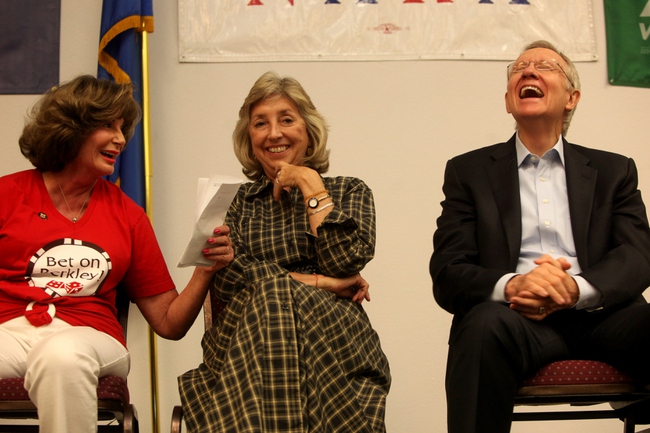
[308,197,319,208]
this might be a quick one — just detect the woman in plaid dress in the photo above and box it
[179,71,391,432]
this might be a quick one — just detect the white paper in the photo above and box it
[177,174,242,267]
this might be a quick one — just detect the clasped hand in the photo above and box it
[505,254,579,320]
[273,162,323,201]
[316,273,371,304]
[289,273,371,304]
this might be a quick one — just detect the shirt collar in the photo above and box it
[244,176,273,198]
[515,132,565,167]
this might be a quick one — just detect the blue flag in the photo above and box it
[98,0,153,209]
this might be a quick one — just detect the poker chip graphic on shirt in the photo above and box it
[25,238,112,298]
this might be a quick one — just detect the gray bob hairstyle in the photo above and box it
[232,71,330,181]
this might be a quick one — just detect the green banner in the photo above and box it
[604,0,650,88]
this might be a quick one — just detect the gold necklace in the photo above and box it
[56,175,97,223]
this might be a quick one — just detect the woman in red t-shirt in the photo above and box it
[0,75,233,433]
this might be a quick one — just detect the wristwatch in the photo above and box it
[307,194,330,209]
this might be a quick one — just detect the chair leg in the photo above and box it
[123,403,139,433]
[624,415,636,433]
[170,405,183,433]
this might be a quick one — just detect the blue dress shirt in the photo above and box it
[492,133,602,310]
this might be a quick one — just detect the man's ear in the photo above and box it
[565,89,581,111]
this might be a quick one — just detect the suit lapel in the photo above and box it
[563,141,597,269]
[483,138,597,271]
[486,137,521,270]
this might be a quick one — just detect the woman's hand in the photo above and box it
[273,162,324,202]
[274,162,333,236]
[135,225,234,340]
[199,225,234,274]
[317,273,371,304]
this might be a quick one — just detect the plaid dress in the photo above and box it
[178,176,391,432]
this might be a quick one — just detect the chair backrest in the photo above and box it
[170,287,228,433]
[203,290,213,331]
[115,285,130,341]
[202,287,227,331]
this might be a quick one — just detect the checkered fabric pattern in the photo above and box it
[178,176,391,433]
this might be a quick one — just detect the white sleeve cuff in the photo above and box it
[492,273,518,303]
[573,275,603,310]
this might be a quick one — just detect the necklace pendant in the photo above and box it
[55,175,96,225]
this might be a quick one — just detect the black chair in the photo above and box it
[513,359,650,432]
[0,288,139,433]
[170,289,227,433]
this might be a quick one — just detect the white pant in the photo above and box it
[0,317,130,433]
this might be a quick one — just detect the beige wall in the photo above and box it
[1,1,648,432]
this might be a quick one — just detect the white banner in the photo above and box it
[179,0,596,63]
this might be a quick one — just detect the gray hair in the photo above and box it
[233,71,330,180]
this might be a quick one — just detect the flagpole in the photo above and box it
[141,27,161,433]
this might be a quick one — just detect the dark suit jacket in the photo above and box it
[430,134,650,327]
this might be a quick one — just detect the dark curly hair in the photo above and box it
[19,75,141,172]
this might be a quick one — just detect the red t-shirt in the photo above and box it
[0,169,175,346]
